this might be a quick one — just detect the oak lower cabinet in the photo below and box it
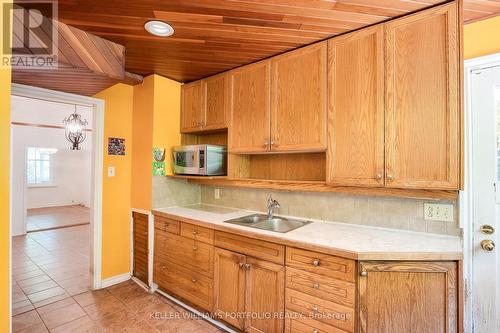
[132,212,149,285]
[285,248,356,333]
[213,234,285,333]
[358,261,459,333]
[153,218,215,312]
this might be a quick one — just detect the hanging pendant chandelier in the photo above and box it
[63,106,88,150]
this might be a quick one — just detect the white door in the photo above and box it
[470,64,500,332]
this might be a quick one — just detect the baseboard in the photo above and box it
[100,273,131,288]
[27,202,86,210]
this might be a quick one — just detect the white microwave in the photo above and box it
[172,145,227,176]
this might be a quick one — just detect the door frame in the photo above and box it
[10,83,105,290]
[462,52,500,333]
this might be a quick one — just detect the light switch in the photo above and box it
[108,166,115,177]
[423,203,454,222]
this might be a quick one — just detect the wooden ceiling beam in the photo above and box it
[12,15,143,96]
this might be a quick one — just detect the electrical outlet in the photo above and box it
[214,188,220,200]
[423,203,454,222]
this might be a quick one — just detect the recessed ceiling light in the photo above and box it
[144,20,174,37]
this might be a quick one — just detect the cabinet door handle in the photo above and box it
[312,259,320,267]
[192,230,199,235]
[191,278,197,283]
[263,141,269,148]
[244,263,251,270]
[192,246,198,251]
[239,262,245,269]
[375,173,383,181]
[360,270,368,277]
[161,265,167,270]
[386,174,394,182]
[312,283,320,289]
[312,330,318,333]
[311,306,319,313]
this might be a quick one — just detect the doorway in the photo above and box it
[463,54,500,332]
[9,84,105,306]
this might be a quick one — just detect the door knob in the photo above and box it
[481,239,495,252]
[480,225,495,235]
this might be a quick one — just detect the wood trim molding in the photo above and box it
[11,121,93,132]
[182,177,458,201]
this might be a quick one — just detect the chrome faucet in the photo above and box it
[267,194,280,219]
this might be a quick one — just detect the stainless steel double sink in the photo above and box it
[224,214,311,233]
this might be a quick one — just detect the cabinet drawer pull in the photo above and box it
[192,230,199,235]
[191,278,197,283]
[161,265,167,270]
[312,283,320,289]
[312,330,318,333]
[311,306,319,313]
[192,246,198,251]
[312,259,320,267]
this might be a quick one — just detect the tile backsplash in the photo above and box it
[201,186,461,236]
[152,176,200,209]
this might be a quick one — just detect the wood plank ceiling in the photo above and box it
[51,0,500,82]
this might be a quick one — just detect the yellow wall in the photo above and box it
[94,84,134,279]
[1,1,11,331]
[152,75,182,176]
[464,16,500,59]
[131,76,154,211]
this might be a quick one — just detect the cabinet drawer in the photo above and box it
[286,289,354,333]
[286,248,355,282]
[215,231,285,265]
[154,216,180,235]
[181,223,214,245]
[286,267,355,308]
[154,259,213,312]
[155,232,213,277]
[285,314,348,333]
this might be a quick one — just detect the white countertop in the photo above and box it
[153,204,463,260]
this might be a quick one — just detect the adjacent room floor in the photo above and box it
[12,225,224,332]
[26,205,90,232]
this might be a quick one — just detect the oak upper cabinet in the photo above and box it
[181,73,228,133]
[181,80,204,133]
[384,3,460,189]
[326,25,385,187]
[271,42,328,152]
[229,60,271,153]
[204,73,229,131]
[358,261,459,333]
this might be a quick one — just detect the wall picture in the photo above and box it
[152,148,166,175]
[108,137,125,155]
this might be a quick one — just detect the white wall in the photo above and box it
[11,95,93,235]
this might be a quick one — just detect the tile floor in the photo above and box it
[27,206,90,232]
[12,225,225,332]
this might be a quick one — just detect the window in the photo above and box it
[27,147,57,185]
